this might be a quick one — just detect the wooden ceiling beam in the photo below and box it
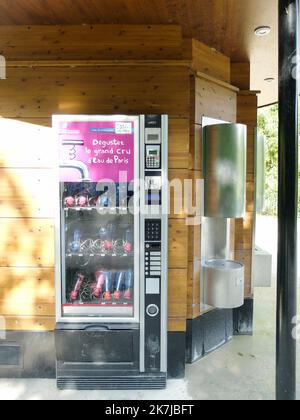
[0,24,184,61]
[6,59,191,68]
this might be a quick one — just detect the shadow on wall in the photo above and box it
[0,118,55,330]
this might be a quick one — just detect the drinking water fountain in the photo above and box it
[202,123,247,309]
[203,259,245,309]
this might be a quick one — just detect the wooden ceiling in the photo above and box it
[0,0,278,106]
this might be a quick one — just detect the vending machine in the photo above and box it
[53,115,168,390]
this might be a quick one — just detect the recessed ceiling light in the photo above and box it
[255,26,271,37]
[264,77,275,83]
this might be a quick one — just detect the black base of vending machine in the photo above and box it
[55,324,167,390]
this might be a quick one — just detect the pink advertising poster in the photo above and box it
[56,118,135,183]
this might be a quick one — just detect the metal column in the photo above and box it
[277,0,299,401]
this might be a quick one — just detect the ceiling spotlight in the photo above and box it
[264,77,275,83]
[255,26,271,37]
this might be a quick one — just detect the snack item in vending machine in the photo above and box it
[99,226,107,241]
[98,192,109,208]
[70,230,81,253]
[91,271,105,299]
[124,270,134,300]
[103,272,112,301]
[75,193,88,207]
[64,196,75,207]
[114,272,125,301]
[123,226,134,253]
[104,223,115,252]
[70,272,85,302]
[118,183,128,208]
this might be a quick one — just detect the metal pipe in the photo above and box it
[277,0,299,401]
[60,161,91,181]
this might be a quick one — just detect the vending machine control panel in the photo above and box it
[142,115,167,374]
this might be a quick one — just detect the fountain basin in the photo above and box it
[203,259,245,309]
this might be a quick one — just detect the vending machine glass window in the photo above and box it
[54,116,140,323]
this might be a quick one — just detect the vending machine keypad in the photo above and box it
[146,156,158,169]
[145,145,161,169]
[145,220,161,241]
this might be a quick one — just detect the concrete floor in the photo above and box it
[0,216,299,400]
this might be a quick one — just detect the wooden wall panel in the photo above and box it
[0,66,190,119]
[169,169,197,219]
[194,76,237,124]
[168,269,187,319]
[189,123,202,171]
[0,267,55,316]
[0,267,54,290]
[0,302,55,317]
[4,316,55,332]
[169,169,188,219]
[235,183,255,252]
[0,25,183,61]
[187,170,203,219]
[169,169,203,221]
[231,63,251,90]
[168,220,188,269]
[187,261,201,319]
[237,94,258,178]
[235,182,255,297]
[184,39,231,83]
[237,94,259,127]
[0,168,56,218]
[168,318,186,332]
[0,219,54,268]
[9,117,52,127]
[188,225,201,263]
[234,251,252,298]
[0,119,54,168]
[168,119,190,169]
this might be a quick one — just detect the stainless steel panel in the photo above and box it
[203,123,247,218]
[201,217,231,261]
[253,247,272,288]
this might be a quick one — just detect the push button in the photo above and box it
[146,304,160,317]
